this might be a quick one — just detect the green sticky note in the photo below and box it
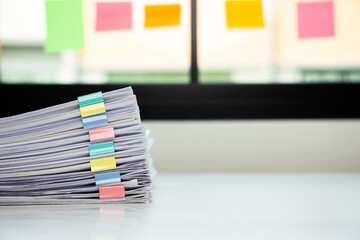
[45,0,84,53]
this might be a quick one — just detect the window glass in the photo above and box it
[0,0,190,84]
[198,0,360,83]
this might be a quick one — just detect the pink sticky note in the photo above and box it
[96,2,132,31]
[297,1,335,39]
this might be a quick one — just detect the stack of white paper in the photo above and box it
[0,87,154,205]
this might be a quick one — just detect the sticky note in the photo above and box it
[297,1,335,39]
[96,2,132,31]
[45,0,84,52]
[225,0,265,28]
[145,4,181,27]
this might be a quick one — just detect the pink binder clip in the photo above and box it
[89,127,115,142]
[99,184,125,199]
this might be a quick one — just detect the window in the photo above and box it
[0,0,190,84]
[198,0,360,83]
[1,0,360,119]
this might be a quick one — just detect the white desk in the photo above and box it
[1,174,360,240]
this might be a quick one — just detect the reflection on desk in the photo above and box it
[0,174,360,240]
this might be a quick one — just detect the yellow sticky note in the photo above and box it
[80,102,106,118]
[226,0,265,28]
[145,4,181,27]
[90,157,116,172]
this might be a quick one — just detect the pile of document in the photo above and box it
[0,87,154,205]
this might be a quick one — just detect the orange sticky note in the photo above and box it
[226,0,265,28]
[145,4,181,27]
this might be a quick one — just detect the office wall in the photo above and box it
[144,120,360,172]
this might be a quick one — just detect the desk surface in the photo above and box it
[1,174,360,240]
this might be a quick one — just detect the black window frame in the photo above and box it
[1,0,360,119]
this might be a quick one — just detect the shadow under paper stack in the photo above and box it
[0,87,155,205]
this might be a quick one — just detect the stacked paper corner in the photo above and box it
[0,87,154,205]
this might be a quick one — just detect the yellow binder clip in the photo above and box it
[80,102,106,118]
[90,156,116,172]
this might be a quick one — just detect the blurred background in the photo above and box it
[1,0,360,84]
[1,0,360,172]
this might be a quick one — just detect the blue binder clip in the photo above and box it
[95,171,121,186]
[82,113,108,129]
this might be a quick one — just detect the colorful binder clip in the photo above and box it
[80,102,106,118]
[78,91,104,107]
[90,156,116,172]
[89,127,115,142]
[95,171,121,186]
[78,92,108,129]
[82,113,108,129]
[89,141,115,157]
[99,184,125,199]
[79,92,123,192]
